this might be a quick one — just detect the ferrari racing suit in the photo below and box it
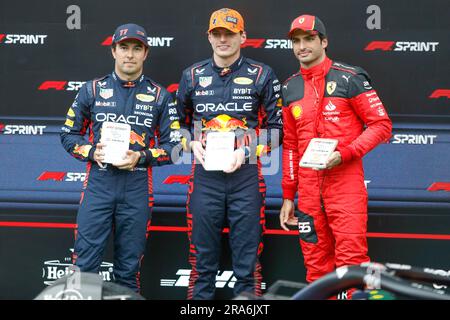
[281,57,392,284]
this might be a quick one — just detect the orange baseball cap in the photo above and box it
[208,8,244,33]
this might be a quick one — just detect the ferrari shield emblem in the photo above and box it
[326,81,337,95]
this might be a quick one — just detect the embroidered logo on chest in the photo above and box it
[326,81,337,95]
[199,76,212,88]
[136,94,155,102]
[99,88,113,99]
[292,105,303,119]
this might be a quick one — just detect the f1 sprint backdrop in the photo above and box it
[0,0,449,299]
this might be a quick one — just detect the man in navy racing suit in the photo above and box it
[176,8,283,299]
[60,23,182,292]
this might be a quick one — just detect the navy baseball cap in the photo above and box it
[112,23,149,47]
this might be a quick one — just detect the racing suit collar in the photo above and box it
[300,57,332,137]
[211,55,244,76]
[112,71,145,87]
[300,56,332,80]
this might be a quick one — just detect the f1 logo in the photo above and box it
[364,41,395,51]
[38,81,67,90]
[429,89,450,99]
[241,39,265,48]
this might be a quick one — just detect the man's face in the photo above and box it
[208,27,246,60]
[291,29,328,68]
[111,39,149,78]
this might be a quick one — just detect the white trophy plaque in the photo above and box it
[100,121,131,164]
[299,138,338,169]
[204,132,236,171]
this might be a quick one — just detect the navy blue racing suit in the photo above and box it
[60,71,181,292]
[176,56,283,299]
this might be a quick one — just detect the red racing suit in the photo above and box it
[281,56,392,283]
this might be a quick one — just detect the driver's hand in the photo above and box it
[112,150,140,170]
[280,199,298,231]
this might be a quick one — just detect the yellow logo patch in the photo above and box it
[292,105,302,119]
[73,144,92,158]
[233,77,253,85]
[326,81,337,95]
[136,94,155,102]
[170,121,180,130]
[65,119,74,127]
[276,98,283,107]
[150,148,167,157]
[67,108,75,117]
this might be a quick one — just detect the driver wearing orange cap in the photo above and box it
[176,8,283,299]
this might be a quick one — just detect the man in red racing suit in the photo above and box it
[279,14,392,295]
